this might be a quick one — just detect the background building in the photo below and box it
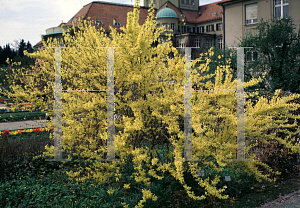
[34,0,300,60]
[218,0,300,49]
[34,0,225,60]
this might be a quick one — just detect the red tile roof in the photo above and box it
[34,40,42,46]
[157,1,223,24]
[64,1,223,32]
[58,22,67,27]
[35,0,225,48]
[216,0,236,6]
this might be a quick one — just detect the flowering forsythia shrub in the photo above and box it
[4,0,300,207]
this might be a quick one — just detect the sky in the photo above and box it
[0,0,222,49]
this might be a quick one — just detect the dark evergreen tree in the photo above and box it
[18,39,26,57]
[238,17,300,94]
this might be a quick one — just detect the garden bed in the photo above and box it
[0,111,47,122]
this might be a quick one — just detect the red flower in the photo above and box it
[4,130,9,134]
[65,142,67,144]
[85,127,88,129]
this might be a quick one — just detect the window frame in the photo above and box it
[199,26,204,33]
[162,23,168,30]
[246,51,258,62]
[245,3,258,25]
[216,23,222,31]
[206,39,213,49]
[194,38,201,48]
[206,24,214,32]
[113,21,121,27]
[179,38,186,48]
[171,23,175,31]
[146,0,156,7]
[274,0,289,19]
[218,38,223,49]
[95,19,103,26]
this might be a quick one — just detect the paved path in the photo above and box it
[0,119,51,131]
[260,189,300,207]
[0,103,63,131]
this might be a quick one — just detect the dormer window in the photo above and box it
[113,21,121,27]
[146,0,156,7]
[72,17,77,22]
[95,19,103,26]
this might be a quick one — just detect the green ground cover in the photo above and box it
[1,87,300,207]
[1,125,300,208]
[0,111,47,122]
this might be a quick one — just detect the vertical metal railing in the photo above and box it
[45,45,254,163]
[174,47,254,162]
[45,46,122,162]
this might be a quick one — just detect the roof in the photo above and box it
[34,0,224,48]
[156,8,178,19]
[64,1,223,30]
[34,40,42,47]
[64,1,154,34]
[58,22,67,27]
[217,0,240,6]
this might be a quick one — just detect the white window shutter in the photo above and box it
[246,4,257,20]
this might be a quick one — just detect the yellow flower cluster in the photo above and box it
[4,0,300,207]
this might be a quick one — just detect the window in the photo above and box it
[95,19,103,26]
[162,38,170,47]
[191,0,194,5]
[146,0,156,6]
[179,38,186,48]
[206,39,213,49]
[246,51,258,62]
[181,0,185,4]
[199,26,204,33]
[193,27,195,33]
[194,38,201,48]
[245,3,258,24]
[275,0,289,19]
[186,0,189,4]
[171,23,175,31]
[206,24,214,32]
[162,23,168,29]
[187,26,193,33]
[179,25,185,33]
[218,38,223,49]
[113,21,121,26]
[216,23,222,31]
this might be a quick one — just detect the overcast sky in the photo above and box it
[0,0,222,49]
